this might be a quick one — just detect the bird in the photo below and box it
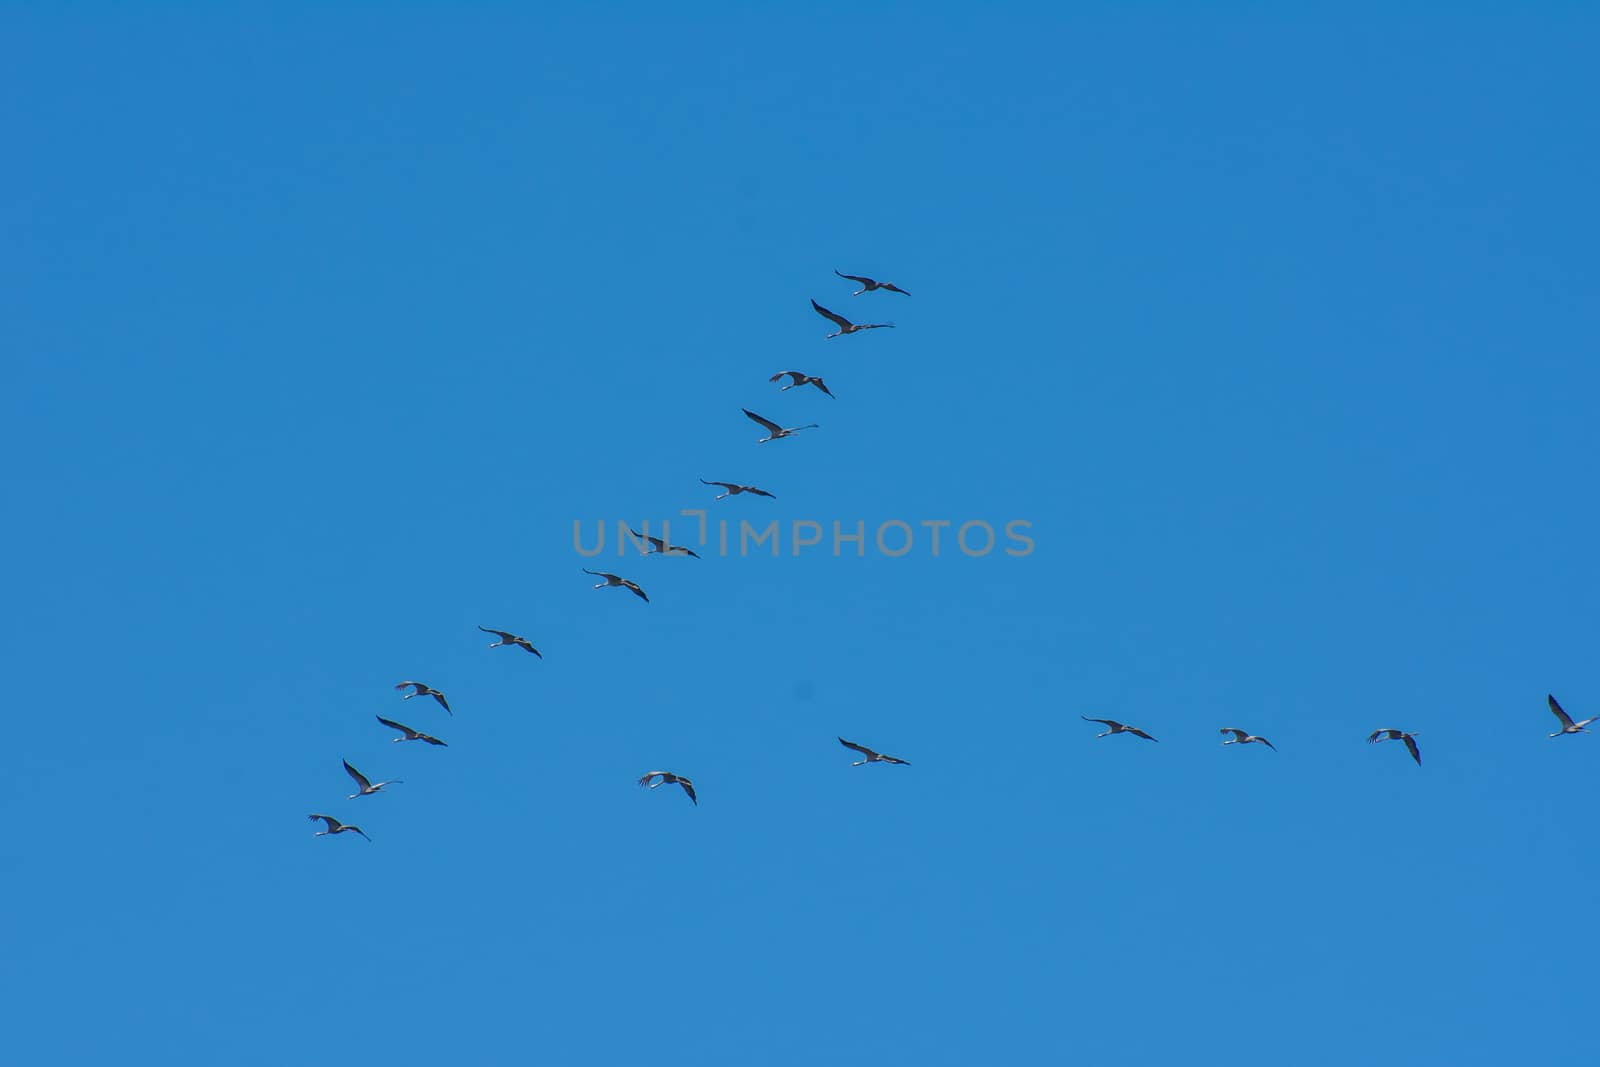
[478,626,542,657]
[835,269,911,296]
[700,479,775,500]
[1367,728,1421,766]
[628,528,701,558]
[1219,728,1277,751]
[343,759,403,798]
[811,299,894,339]
[743,408,818,443]
[308,813,370,841]
[639,771,696,805]
[375,714,448,746]
[395,680,451,715]
[583,568,649,602]
[769,370,835,398]
[1081,716,1158,741]
[1546,694,1598,737]
[838,737,910,766]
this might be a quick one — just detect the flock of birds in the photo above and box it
[308,268,1597,842]
[1077,697,1599,765]
[307,269,912,840]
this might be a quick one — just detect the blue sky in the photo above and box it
[5,5,1598,1064]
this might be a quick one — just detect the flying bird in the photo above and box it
[838,737,911,766]
[743,408,818,443]
[308,813,370,841]
[1081,716,1158,741]
[835,269,911,296]
[395,680,451,715]
[343,759,403,798]
[375,715,448,746]
[810,299,894,339]
[1367,728,1422,766]
[1546,694,1598,737]
[639,771,696,805]
[629,528,701,559]
[769,370,835,398]
[700,479,775,500]
[583,568,649,602]
[1219,728,1277,751]
[478,626,542,657]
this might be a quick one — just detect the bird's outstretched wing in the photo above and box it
[810,299,852,329]
[584,568,620,580]
[769,371,804,384]
[835,270,874,286]
[838,737,876,757]
[309,813,340,831]
[519,640,542,657]
[1220,728,1249,741]
[879,754,911,765]
[880,282,911,296]
[811,378,835,398]
[395,681,422,693]
[701,479,739,491]
[1367,729,1399,743]
[1081,716,1117,728]
[742,486,775,498]
[631,529,667,552]
[343,760,373,791]
[1127,727,1158,742]
[1548,694,1575,729]
[678,779,697,805]
[624,580,649,603]
[376,714,414,735]
[1256,737,1278,751]
[1402,735,1422,765]
[431,690,452,715]
[638,772,663,788]
[743,408,784,435]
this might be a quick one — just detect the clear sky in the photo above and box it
[5,5,1598,1065]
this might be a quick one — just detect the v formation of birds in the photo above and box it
[309,271,1592,842]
